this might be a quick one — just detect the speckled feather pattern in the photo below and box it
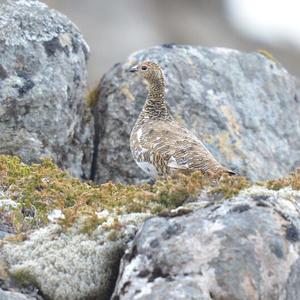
[130,61,232,178]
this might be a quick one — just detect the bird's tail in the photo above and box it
[227,169,238,176]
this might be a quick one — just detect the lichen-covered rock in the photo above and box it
[112,186,300,300]
[92,45,300,183]
[0,0,93,179]
[2,213,148,300]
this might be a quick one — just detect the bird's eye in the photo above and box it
[141,65,148,71]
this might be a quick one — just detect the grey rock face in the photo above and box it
[0,0,93,179]
[0,289,38,300]
[93,45,300,183]
[113,186,300,300]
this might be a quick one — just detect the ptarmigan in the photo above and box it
[129,61,236,178]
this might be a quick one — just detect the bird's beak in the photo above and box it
[129,65,138,73]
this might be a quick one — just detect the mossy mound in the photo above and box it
[0,155,254,234]
[1,155,299,235]
[0,155,205,233]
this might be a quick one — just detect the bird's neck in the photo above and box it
[141,79,171,120]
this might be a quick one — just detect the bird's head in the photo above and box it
[129,61,164,85]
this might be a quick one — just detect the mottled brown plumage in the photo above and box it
[129,61,235,178]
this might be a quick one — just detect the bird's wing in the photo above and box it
[141,121,220,173]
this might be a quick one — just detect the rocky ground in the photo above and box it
[1,0,300,300]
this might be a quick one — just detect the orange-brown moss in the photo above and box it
[266,168,300,191]
[0,156,210,233]
[4,155,299,235]
[210,174,251,199]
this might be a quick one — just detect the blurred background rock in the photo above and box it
[6,0,300,83]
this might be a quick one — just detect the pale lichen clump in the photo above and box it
[2,224,128,300]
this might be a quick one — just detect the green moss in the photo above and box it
[210,174,251,199]
[85,85,100,108]
[11,269,37,287]
[0,155,210,233]
[2,155,299,235]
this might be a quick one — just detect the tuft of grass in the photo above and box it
[266,168,300,191]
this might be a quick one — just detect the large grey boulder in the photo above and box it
[93,45,300,183]
[112,186,300,300]
[0,0,93,179]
